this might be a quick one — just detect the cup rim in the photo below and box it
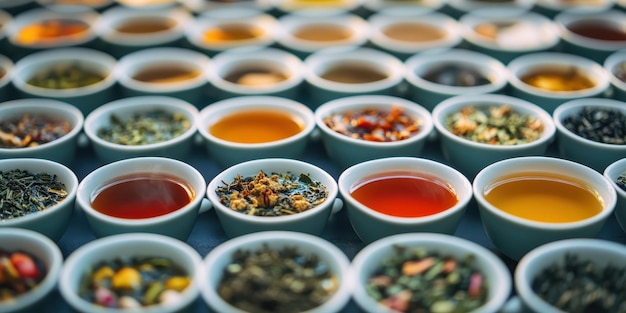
[197,95,315,149]
[83,95,199,152]
[206,158,339,223]
[59,232,202,313]
[350,232,512,313]
[197,230,352,313]
[0,98,84,154]
[604,158,626,201]
[473,156,617,229]
[338,156,473,224]
[314,95,434,148]
[603,49,626,92]
[76,157,207,226]
[431,93,556,150]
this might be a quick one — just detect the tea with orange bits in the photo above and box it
[483,172,604,223]
[202,23,264,44]
[210,109,304,144]
[15,19,90,46]
[350,172,458,218]
[91,173,193,219]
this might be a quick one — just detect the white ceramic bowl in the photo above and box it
[404,48,508,111]
[115,47,211,108]
[0,158,78,241]
[314,95,434,169]
[0,53,14,101]
[11,47,117,115]
[208,47,304,99]
[604,158,626,233]
[276,10,369,59]
[304,47,405,107]
[338,157,472,244]
[350,233,512,313]
[507,52,611,114]
[0,98,84,165]
[83,96,199,164]
[553,98,626,172]
[206,158,342,238]
[515,238,626,313]
[368,10,462,60]
[197,231,352,313]
[432,93,556,178]
[0,228,63,313]
[197,96,316,168]
[604,49,626,101]
[59,232,202,313]
[76,157,209,240]
[473,156,617,261]
[459,8,560,63]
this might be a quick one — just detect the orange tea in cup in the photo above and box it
[209,109,304,143]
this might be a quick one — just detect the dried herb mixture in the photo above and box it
[0,249,46,302]
[97,110,190,146]
[0,169,67,220]
[0,114,72,148]
[323,106,421,142]
[216,171,327,216]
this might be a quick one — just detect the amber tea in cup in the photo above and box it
[519,65,596,92]
[382,22,446,42]
[114,17,176,34]
[15,19,90,46]
[209,109,304,144]
[566,19,626,42]
[132,64,202,84]
[202,23,264,44]
[321,63,388,84]
[292,23,353,42]
[223,66,289,87]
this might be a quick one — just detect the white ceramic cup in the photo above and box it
[603,48,626,101]
[603,158,626,234]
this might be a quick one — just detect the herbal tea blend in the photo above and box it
[562,107,626,145]
[323,106,421,142]
[445,105,544,145]
[217,244,338,313]
[78,256,190,309]
[97,110,190,145]
[216,171,327,216]
[27,62,105,89]
[532,253,626,313]
[0,169,68,220]
[364,245,488,313]
[0,249,46,302]
[0,114,72,148]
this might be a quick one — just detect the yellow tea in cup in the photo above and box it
[209,109,304,143]
[483,172,603,223]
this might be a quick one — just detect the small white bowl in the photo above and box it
[83,96,199,164]
[404,48,508,111]
[368,10,462,60]
[473,156,617,261]
[554,9,626,63]
[59,232,202,313]
[604,158,626,233]
[11,47,117,115]
[76,157,209,240]
[206,158,342,238]
[314,95,434,169]
[0,228,63,313]
[197,96,316,168]
[0,158,78,241]
[350,233,512,313]
[0,98,84,165]
[507,52,611,113]
[515,238,626,313]
[0,53,13,101]
[95,6,192,58]
[276,10,369,59]
[184,7,277,56]
[208,47,304,99]
[459,8,560,63]
[197,231,352,313]
[304,47,405,107]
[432,93,556,178]
[604,49,626,101]
[553,98,626,172]
[338,157,472,243]
[115,47,211,107]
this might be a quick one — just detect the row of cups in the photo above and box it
[2,152,626,312]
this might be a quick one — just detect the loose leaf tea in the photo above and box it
[532,253,626,313]
[97,110,190,145]
[562,107,626,145]
[217,244,338,313]
[324,106,421,142]
[0,249,46,302]
[216,171,327,216]
[614,61,626,83]
[0,114,72,148]
[445,105,544,145]
[617,173,626,192]
[0,169,68,220]
[27,62,105,89]
[78,256,190,309]
[365,245,488,313]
